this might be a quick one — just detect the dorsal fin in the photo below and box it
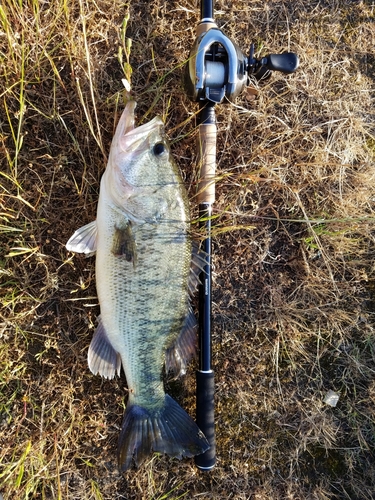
[165,241,210,376]
[165,306,197,376]
[188,240,207,296]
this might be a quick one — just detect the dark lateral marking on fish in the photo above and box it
[112,222,137,265]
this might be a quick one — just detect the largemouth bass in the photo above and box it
[66,101,209,471]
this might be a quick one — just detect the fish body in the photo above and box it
[66,102,209,471]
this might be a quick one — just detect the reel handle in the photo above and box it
[249,48,299,80]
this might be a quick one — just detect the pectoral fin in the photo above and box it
[112,221,137,265]
[88,318,122,379]
[66,220,98,255]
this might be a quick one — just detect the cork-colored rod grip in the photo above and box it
[197,123,217,204]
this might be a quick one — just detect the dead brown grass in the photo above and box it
[1,0,374,499]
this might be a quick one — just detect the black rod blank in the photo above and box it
[201,0,214,20]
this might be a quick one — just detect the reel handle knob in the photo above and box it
[261,52,299,74]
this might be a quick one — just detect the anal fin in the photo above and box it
[88,318,121,379]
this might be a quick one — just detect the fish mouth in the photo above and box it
[121,100,137,135]
[114,101,164,154]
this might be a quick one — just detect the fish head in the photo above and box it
[104,101,179,211]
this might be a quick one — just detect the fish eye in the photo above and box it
[152,142,166,157]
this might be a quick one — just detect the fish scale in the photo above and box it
[66,101,209,471]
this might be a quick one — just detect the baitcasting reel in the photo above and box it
[184,22,299,104]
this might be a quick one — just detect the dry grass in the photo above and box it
[1,0,375,498]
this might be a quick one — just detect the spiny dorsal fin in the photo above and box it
[188,240,207,296]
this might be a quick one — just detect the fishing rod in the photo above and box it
[184,0,299,471]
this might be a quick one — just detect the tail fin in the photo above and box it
[117,394,209,472]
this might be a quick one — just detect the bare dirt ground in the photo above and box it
[1,1,374,498]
